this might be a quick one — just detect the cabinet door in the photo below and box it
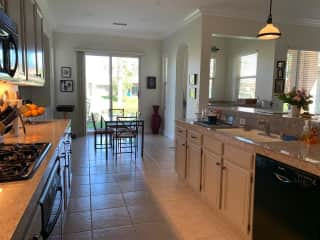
[186,143,202,192]
[24,0,36,81]
[201,150,222,210]
[221,160,252,235]
[6,0,26,79]
[35,5,44,80]
[175,138,187,179]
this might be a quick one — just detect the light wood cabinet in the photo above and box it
[175,138,187,179]
[221,159,252,236]
[201,149,222,210]
[186,142,202,192]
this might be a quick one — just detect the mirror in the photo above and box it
[208,34,276,106]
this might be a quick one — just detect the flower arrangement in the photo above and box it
[279,87,313,111]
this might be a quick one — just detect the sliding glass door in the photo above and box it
[86,55,139,131]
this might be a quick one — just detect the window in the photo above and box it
[209,57,216,99]
[238,53,258,99]
[286,49,320,114]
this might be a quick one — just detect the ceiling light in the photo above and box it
[112,22,128,27]
[257,0,281,40]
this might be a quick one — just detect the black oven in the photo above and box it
[39,158,63,239]
[0,9,18,79]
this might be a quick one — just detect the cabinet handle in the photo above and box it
[182,143,186,147]
[191,135,197,139]
[216,162,221,166]
[222,166,227,170]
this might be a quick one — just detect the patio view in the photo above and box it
[85,55,139,131]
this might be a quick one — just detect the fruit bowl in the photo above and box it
[20,104,46,123]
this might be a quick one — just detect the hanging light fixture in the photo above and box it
[257,0,281,40]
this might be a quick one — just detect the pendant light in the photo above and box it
[257,0,281,40]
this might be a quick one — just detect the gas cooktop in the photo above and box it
[0,143,51,182]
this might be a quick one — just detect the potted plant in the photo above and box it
[279,87,313,117]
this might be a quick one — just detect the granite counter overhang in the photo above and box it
[176,119,320,177]
[0,119,70,240]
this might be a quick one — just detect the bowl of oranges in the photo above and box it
[20,104,46,122]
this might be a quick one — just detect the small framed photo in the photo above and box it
[61,66,72,78]
[60,80,74,92]
[189,87,197,99]
[276,61,286,80]
[147,76,156,89]
[189,74,198,85]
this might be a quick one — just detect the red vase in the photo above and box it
[151,105,161,134]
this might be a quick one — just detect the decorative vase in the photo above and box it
[151,105,161,134]
[291,105,301,117]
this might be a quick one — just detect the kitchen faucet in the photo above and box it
[258,119,270,136]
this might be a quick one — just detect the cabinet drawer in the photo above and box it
[203,135,223,155]
[223,145,253,170]
[188,130,202,145]
[175,125,187,139]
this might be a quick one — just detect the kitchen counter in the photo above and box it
[176,119,320,177]
[0,119,70,240]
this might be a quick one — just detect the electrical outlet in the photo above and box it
[240,118,246,126]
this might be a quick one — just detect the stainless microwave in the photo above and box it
[0,9,18,79]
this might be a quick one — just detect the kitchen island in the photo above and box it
[175,119,320,240]
[0,119,71,240]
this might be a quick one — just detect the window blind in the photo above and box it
[286,49,320,114]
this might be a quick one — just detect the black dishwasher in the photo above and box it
[253,154,320,240]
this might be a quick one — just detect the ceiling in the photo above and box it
[46,0,320,39]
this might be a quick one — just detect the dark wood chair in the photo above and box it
[91,113,114,151]
[113,117,138,161]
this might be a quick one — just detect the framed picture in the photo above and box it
[60,80,73,92]
[274,78,285,95]
[189,87,197,99]
[147,76,156,89]
[61,66,72,78]
[276,61,286,80]
[189,74,198,85]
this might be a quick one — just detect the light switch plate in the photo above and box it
[240,118,246,126]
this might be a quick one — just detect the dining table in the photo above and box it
[102,114,145,157]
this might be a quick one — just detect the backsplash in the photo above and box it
[217,107,319,137]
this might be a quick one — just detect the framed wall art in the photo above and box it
[60,80,74,92]
[147,76,156,89]
[61,66,72,78]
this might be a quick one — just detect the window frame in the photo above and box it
[238,52,258,99]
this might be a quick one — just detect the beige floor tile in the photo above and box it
[91,182,121,195]
[127,203,165,224]
[122,191,156,206]
[135,222,178,240]
[70,184,91,198]
[68,197,91,212]
[93,226,138,240]
[63,211,91,234]
[92,207,132,229]
[63,231,92,240]
[91,193,125,210]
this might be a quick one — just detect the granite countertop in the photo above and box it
[0,119,70,240]
[177,119,320,176]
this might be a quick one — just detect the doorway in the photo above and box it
[85,54,140,131]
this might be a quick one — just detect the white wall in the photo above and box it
[54,32,161,135]
[161,17,202,138]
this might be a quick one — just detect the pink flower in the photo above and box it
[293,96,301,102]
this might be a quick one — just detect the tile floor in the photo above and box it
[59,134,240,240]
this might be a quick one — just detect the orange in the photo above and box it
[31,110,38,117]
[29,104,37,110]
[38,108,45,115]
[23,111,32,117]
